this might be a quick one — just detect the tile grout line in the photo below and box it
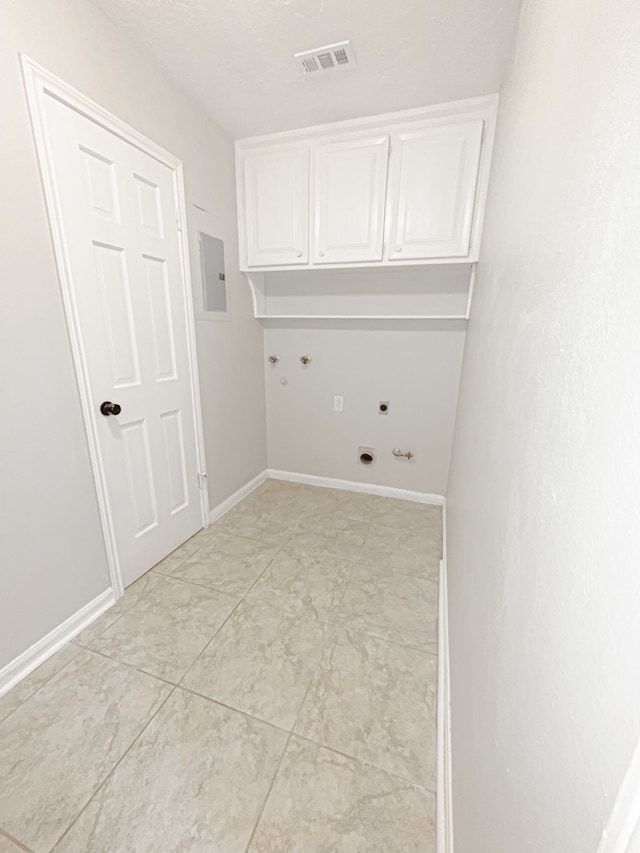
[48,685,178,852]
[148,570,246,601]
[292,619,437,793]
[0,826,32,852]
[173,498,367,693]
[175,541,287,689]
[242,578,339,853]
[242,515,366,852]
[291,732,438,795]
[274,501,440,800]
[74,571,169,647]
[74,645,180,689]
[177,684,292,737]
[244,730,293,853]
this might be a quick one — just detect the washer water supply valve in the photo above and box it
[392,448,414,460]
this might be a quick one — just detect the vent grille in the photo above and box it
[295,41,356,76]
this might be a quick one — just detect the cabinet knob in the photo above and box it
[296,250,303,258]
[319,251,325,257]
[395,246,403,253]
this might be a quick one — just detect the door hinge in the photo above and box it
[176,209,183,232]
[198,472,208,488]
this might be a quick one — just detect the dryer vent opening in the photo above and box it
[358,446,375,466]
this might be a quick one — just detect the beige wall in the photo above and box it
[0,0,266,669]
[446,0,640,849]
[264,325,465,495]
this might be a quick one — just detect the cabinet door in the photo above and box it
[386,120,484,260]
[313,135,389,264]
[242,147,309,267]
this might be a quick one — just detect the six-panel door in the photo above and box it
[243,146,309,267]
[43,94,203,587]
[385,120,484,260]
[312,136,389,264]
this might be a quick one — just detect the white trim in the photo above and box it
[267,468,445,505]
[21,56,209,598]
[437,502,454,853]
[598,740,640,853]
[464,264,476,320]
[209,469,269,523]
[0,589,115,699]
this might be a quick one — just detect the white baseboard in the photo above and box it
[437,502,454,853]
[267,468,445,505]
[0,588,115,699]
[208,469,269,524]
[597,738,640,853]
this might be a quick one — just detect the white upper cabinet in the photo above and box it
[312,135,389,264]
[236,96,497,271]
[386,120,484,260]
[242,146,309,267]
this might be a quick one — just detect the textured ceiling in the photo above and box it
[90,0,522,138]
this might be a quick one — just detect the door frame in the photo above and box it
[21,56,210,598]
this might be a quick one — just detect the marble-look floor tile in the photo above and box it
[246,549,352,623]
[75,572,164,646]
[0,643,80,724]
[285,515,369,559]
[338,571,438,652]
[250,477,310,497]
[156,527,217,568]
[89,577,239,683]
[360,524,441,580]
[243,487,330,527]
[212,499,296,545]
[330,490,390,523]
[295,629,437,788]
[152,552,189,576]
[0,649,170,852]
[55,689,287,853]
[250,737,436,852]
[183,599,326,729]
[369,498,442,532]
[179,526,218,552]
[170,532,279,596]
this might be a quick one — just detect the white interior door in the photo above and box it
[242,146,309,267]
[386,120,484,260]
[312,135,389,264]
[43,95,204,587]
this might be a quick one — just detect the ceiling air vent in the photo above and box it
[295,41,356,76]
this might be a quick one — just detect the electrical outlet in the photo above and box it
[333,395,344,413]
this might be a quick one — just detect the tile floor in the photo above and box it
[0,479,441,852]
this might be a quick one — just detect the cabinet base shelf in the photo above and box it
[255,314,468,321]
[245,263,476,324]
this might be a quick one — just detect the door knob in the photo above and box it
[100,401,122,416]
